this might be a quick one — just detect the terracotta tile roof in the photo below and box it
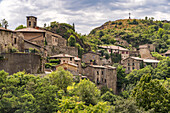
[0,27,13,32]
[56,62,78,67]
[165,50,170,54]
[90,65,107,68]
[74,57,81,61]
[16,28,45,33]
[98,45,129,51]
[139,45,148,49]
[83,51,101,55]
[105,65,116,69]
[50,54,75,58]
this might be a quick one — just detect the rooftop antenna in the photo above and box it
[129,12,131,19]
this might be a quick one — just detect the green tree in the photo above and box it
[101,91,121,105]
[15,25,26,30]
[116,65,127,93]
[1,19,8,28]
[132,74,170,112]
[68,35,76,47]
[48,67,73,93]
[75,79,100,105]
[154,57,170,79]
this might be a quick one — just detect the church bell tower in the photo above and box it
[26,16,37,28]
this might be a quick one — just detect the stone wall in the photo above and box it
[46,45,78,57]
[0,53,42,75]
[82,52,101,65]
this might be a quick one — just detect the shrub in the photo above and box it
[49,59,61,64]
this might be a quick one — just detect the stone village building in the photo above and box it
[82,51,101,65]
[49,54,81,74]
[122,56,159,73]
[98,45,130,60]
[81,65,117,94]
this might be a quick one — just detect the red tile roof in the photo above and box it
[16,28,45,33]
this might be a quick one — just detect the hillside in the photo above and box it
[87,18,170,53]
[45,22,91,52]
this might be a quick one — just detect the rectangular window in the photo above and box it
[97,71,99,75]
[70,58,72,61]
[102,71,104,75]
[126,51,128,54]
[128,67,130,70]
[133,63,135,66]
[128,63,130,66]
[29,21,31,26]
[122,51,124,54]
[63,60,65,63]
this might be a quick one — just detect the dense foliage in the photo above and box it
[87,18,170,52]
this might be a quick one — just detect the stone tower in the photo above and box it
[26,16,37,28]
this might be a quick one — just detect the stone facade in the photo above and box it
[82,51,101,65]
[27,16,37,28]
[45,30,67,47]
[0,53,42,75]
[56,63,78,75]
[47,45,78,57]
[81,65,117,94]
[139,45,153,59]
[122,57,143,73]
[50,54,75,64]
[98,45,130,60]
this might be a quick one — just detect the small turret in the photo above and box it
[26,16,37,28]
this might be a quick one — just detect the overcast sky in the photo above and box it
[0,0,170,34]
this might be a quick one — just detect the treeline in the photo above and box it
[0,57,169,112]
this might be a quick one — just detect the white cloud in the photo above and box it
[0,0,170,34]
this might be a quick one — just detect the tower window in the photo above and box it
[14,38,17,44]
[29,21,31,26]
[34,22,36,28]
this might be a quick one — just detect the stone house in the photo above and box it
[50,54,76,64]
[0,27,15,53]
[56,63,78,75]
[122,57,143,73]
[82,51,101,65]
[17,16,78,57]
[122,57,159,73]
[98,45,130,60]
[74,57,81,73]
[81,65,117,94]
[16,27,46,47]
[139,44,154,59]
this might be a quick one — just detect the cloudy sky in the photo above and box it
[0,0,170,34]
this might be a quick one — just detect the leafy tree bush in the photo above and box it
[48,67,73,92]
[15,25,26,30]
[68,35,76,47]
[132,74,170,112]
[49,59,61,64]
[75,79,100,105]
